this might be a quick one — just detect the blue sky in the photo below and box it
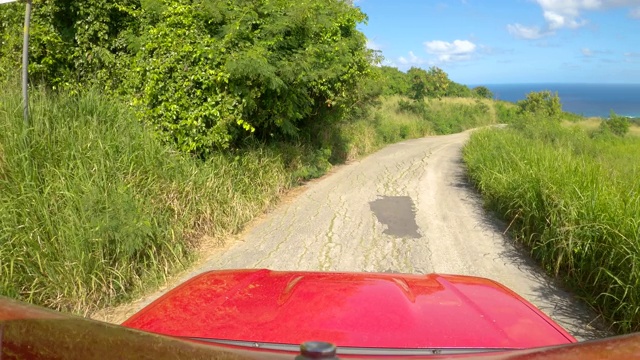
[355,0,640,85]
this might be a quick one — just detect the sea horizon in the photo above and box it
[467,83,640,118]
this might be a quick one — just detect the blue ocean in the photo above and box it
[479,84,640,118]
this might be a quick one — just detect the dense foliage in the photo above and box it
[376,64,493,102]
[0,85,291,313]
[599,111,631,137]
[472,86,493,99]
[0,1,138,87]
[1,0,375,156]
[516,90,562,118]
[377,66,410,96]
[406,66,450,100]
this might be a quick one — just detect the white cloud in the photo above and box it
[543,9,587,29]
[581,48,612,57]
[366,39,382,51]
[382,59,397,67]
[509,0,640,39]
[423,39,477,62]
[506,23,552,39]
[624,52,640,62]
[536,0,640,28]
[536,0,599,29]
[398,51,425,66]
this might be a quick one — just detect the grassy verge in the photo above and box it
[1,86,497,315]
[0,85,291,315]
[324,96,497,162]
[565,117,640,138]
[463,121,640,333]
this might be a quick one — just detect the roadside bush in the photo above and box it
[377,66,410,96]
[472,86,493,99]
[600,111,630,137]
[495,101,520,124]
[446,82,473,98]
[516,90,562,119]
[397,99,427,116]
[395,96,495,135]
[0,0,138,88]
[126,0,374,155]
[407,66,450,101]
[1,0,375,157]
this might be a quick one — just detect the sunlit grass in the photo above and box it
[0,85,508,316]
[563,117,602,130]
[0,84,291,315]
[329,95,497,162]
[464,122,640,333]
[565,117,640,138]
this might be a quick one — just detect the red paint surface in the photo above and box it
[3,295,640,359]
[123,270,575,349]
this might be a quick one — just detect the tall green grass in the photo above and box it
[0,85,290,314]
[395,96,497,135]
[420,97,496,134]
[464,121,640,333]
[323,96,497,162]
[0,84,499,315]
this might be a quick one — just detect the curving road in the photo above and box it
[97,131,609,340]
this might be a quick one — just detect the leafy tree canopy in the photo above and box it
[600,111,630,137]
[407,66,450,101]
[0,0,375,156]
[516,90,562,119]
[472,86,493,99]
[445,82,473,98]
[377,66,410,96]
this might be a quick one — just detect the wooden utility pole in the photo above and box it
[1,0,31,127]
[22,0,32,127]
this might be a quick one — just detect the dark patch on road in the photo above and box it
[369,196,421,238]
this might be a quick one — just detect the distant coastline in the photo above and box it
[473,83,640,118]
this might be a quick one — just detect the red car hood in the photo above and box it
[122,270,575,349]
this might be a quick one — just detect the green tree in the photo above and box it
[446,82,473,97]
[377,66,410,96]
[600,111,630,137]
[472,86,493,99]
[424,66,450,99]
[0,0,139,88]
[407,67,428,101]
[516,90,562,118]
[1,0,376,156]
[407,66,450,101]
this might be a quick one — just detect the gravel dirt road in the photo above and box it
[95,130,609,340]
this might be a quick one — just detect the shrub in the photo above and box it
[407,66,450,101]
[600,111,630,137]
[1,0,376,157]
[472,86,493,99]
[516,90,562,119]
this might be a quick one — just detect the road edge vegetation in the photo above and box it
[0,0,499,315]
[463,98,640,334]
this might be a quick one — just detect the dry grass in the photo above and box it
[565,117,640,137]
